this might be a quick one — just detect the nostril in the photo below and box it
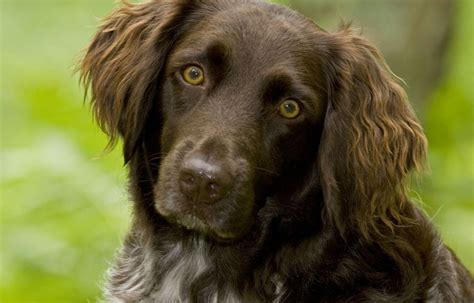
[179,170,199,199]
[208,182,218,192]
[181,172,196,186]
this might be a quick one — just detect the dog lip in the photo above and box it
[176,213,204,230]
[175,213,240,242]
[213,229,236,240]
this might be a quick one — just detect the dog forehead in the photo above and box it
[173,3,316,66]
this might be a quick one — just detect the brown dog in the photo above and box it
[80,0,473,301]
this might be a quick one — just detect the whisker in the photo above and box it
[148,155,166,162]
[251,165,278,176]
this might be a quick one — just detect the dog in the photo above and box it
[80,0,474,301]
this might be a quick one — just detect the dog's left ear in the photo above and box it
[318,27,427,239]
[80,0,194,163]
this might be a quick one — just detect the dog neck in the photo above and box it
[104,229,288,302]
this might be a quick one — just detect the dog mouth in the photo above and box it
[174,213,239,242]
[154,199,248,243]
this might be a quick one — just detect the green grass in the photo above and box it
[1,0,472,301]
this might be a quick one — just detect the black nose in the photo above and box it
[179,155,232,204]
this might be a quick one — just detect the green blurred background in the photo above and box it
[1,0,472,301]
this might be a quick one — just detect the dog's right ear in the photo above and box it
[80,0,194,163]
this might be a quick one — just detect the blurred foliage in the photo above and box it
[285,0,454,111]
[0,0,472,302]
[419,0,474,270]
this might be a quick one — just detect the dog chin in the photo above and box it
[180,215,238,242]
[155,203,241,243]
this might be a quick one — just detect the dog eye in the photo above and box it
[182,65,205,85]
[278,99,301,119]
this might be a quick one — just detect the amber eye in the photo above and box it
[278,99,301,119]
[182,65,204,85]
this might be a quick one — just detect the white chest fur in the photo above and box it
[149,239,283,302]
[106,238,284,302]
[150,240,212,301]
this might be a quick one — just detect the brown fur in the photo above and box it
[80,0,473,301]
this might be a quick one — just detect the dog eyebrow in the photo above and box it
[204,41,231,82]
[262,72,309,102]
[262,72,322,117]
[169,41,230,77]
[205,41,230,70]
[262,73,295,101]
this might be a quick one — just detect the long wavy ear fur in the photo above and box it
[79,0,192,163]
[319,27,427,239]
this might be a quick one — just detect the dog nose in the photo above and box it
[179,156,231,204]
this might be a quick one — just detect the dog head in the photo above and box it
[81,0,426,242]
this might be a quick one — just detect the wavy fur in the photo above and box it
[79,1,473,302]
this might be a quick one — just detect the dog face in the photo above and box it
[154,8,327,241]
[81,0,426,243]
